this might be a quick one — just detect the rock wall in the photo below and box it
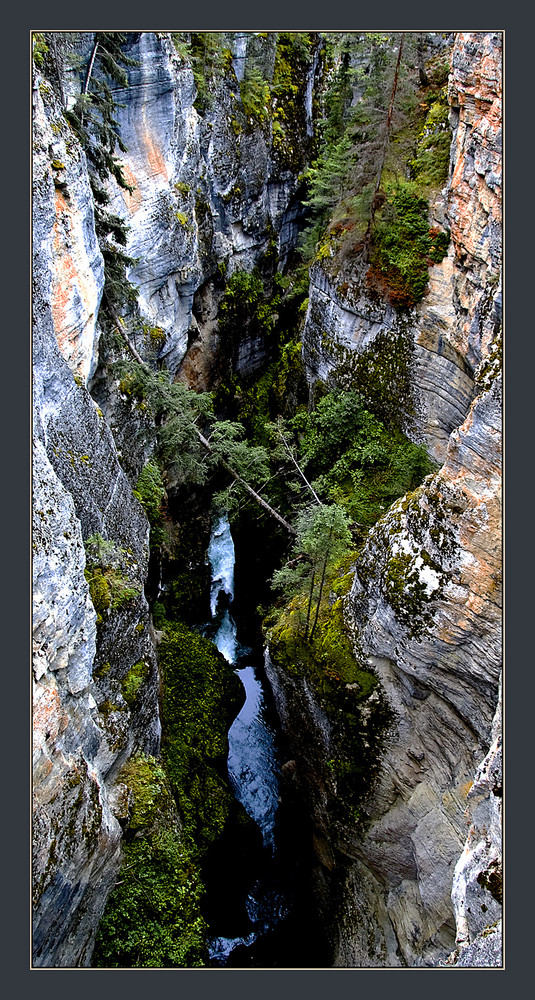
[32,68,160,967]
[301,32,501,469]
[32,29,502,968]
[102,31,316,381]
[32,30,320,967]
[270,31,502,967]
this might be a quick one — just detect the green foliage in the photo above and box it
[92,755,207,968]
[134,462,167,549]
[299,33,453,280]
[427,227,450,263]
[367,181,448,307]
[272,503,353,640]
[114,362,213,484]
[265,553,393,814]
[121,659,150,707]
[330,326,415,429]
[218,268,278,342]
[84,533,141,624]
[173,32,228,113]
[32,32,49,69]
[409,90,451,189]
[240,62,271,125]
[93,829,207,967]
[158,620,243,852]
[270,32,314,165]
[288,389,435,528]
[299,32,399,263]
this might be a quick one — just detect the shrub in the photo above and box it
[158,620,244,851]
[84,534,141,624]
[134,462,167,549]
[367,182,449,308]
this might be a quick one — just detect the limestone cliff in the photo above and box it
[268,31,502,967]
[33,67,160,967]
[32,30,502,969]
[98,31,316,382]
[32,30,319,967]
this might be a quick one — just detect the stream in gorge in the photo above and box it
[199,516,326,967]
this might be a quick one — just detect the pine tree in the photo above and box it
[272,503,353,639]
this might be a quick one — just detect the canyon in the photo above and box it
[32,30,502,969]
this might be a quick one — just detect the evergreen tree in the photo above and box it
[272,503,353,640]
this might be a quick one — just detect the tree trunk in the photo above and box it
[365,33,405,243]
[309,520,334,640]
[304,568,316,640]
[277,420,322,505]
[196,429,297,536]
[112,311,298,536]
[83,39,99,95]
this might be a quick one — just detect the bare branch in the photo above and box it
[276,419,322,505]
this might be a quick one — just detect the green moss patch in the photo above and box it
[121,659,150,707]
[92,755,206,968]
[158,620,244,851]
[84,533,142,625]
[265,555,393,818]
[134,462,167,550]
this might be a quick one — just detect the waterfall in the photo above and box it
[208,516,236,619]
[207,515,281,845]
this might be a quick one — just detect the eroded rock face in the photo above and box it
[32,29,502,969]
[273,31,502,967]
[33,75,104,384]
[101,31,315,380]
[302,255,476,465]
[447,687,502,966]
[32,68,160,967]
[301,33,502,471]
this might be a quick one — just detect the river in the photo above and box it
[201,516,325,967]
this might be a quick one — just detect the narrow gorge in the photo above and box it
[32,29,502,969]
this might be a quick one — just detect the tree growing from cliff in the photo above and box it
[300,32,435,266]
[272,503,353,640]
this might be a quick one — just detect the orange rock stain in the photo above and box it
[142,125,168,181]
[51,190,96,360]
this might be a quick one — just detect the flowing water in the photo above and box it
[204,516,291,964]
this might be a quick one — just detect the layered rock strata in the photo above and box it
[269,31,502,967]
[32,69,160,967]
[32,29,320,967]
[102,31,316,381]
[32,29,502,969]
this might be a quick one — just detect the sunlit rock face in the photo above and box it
[447,31,502,368]
[33,74,104,383]
[32,68,160,967]
[102,31,315,380]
